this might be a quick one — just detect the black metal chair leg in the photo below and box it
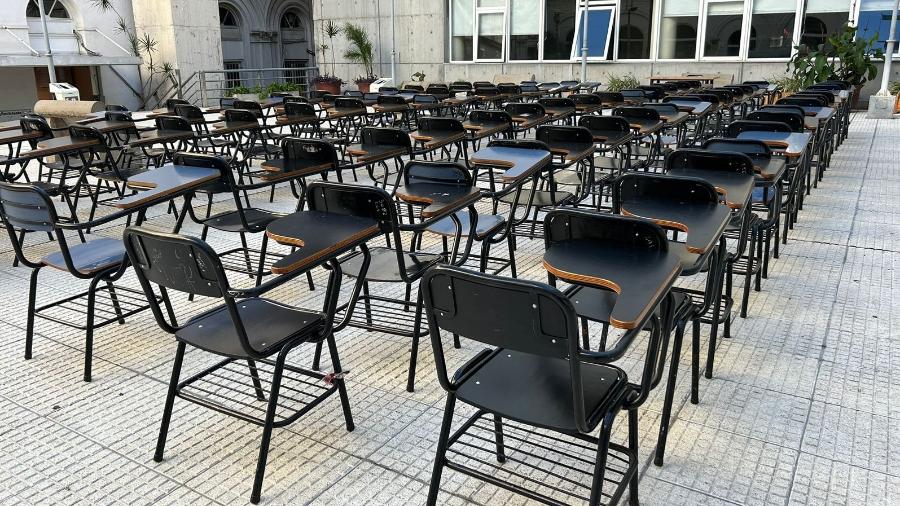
[250,351,287,504]
[83,275,103,382]
[691,317,700,404]
[107,281,126,324]
[325,332,355,431]
[426,393,457,506]
[628,408,639,506]
[247,359,266,401]
[311,341,323,371]
[154,341,186,463]
[493,414,506,463]
[507,233,517,277]
[25,266,41,360]
[406,291,425,393]
[588,410,616,506]
[655,318,685,467]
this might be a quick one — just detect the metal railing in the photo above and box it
[177,66,320,107]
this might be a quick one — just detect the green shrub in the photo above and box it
[606,73,640,92]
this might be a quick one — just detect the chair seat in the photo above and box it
[41,237,125,274]
[425,210,505,240]
[456,349,628,432]
[196,137,236,149]
[669,242,709,276]
[29,180,64,196]
[202,208,286,233]
[340,247,442,282]
[752,186,777,204]
[176,298,324,358]
[498,188,573,207]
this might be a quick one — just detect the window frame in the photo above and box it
[507,0,544,62]
[570,1,617,60]
[474,2,508,62]
[698,0,749,60]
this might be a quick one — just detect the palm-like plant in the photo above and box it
[342,22,376,81]
[324,20,340,76]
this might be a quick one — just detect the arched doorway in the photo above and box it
[279,7,312,84]
[219,3,244,89]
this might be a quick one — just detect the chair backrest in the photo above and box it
[472,81,493,89]
[19,116,54,145]
[359,126,412,150]
[688,92,720,104]
[612,173,719,214]
[487,138,550,152]
[744,80,770,85]
[421,263,578,364]
[362,92,381,102]
[219,97,236,109]
[0,181,59,233]
[613,106,660,121]
[468,110,512,129]
[746,111,803,132]
[595,91,624,103]
[451,80,472,89]
[377,94,407,106]
[305,181,397,234]
[538,81,560,90]
[309,89,330,99]
[343,90,363,97]
[504,102,546,118]
[560,79,579,87]
[282,95,308,104]
[643,103,679,116]
[417,116,464,133]
[174,104,204,121]
[165,98,190,112]
[281,137,339,172]
[497,83,521,96]
[704,88,734,102]
[224,108,258,124]
[620,89,647,100]
[403,159,472,188]
[792,92,832,105]
[404,84,425,92]
[321,94,339,106]
[449,84,472,95]
[545,207,669,252]
[413,94,438,104]
[658,83,679,92]
[702,137,772,157]
[123,226,228,299]
[284,101,317,117]
[665,148,754,175]
[68,124,106,149]
[155,115,192,132]
[569,93,601,105]
[667,81,694,90]
[761,104,807,118]
[172,151,232,192]
[578,115,630,133]
[105,104,128,112]
[425,84,450,99]
[536,125,593,146]
[105,111,133,122]
[663,95,701,103]
[638,85,666,100]
[537,97,575,109]
[269,91,293,98]
[519,83,540,93]
[725,120,793,137]
[232,100,264,118]
[476,86,501,97]
[334,97,365,109]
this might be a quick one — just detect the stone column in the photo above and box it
[132,0,223,74]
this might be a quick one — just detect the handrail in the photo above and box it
[1,25,40,56]
[78,28,132,57]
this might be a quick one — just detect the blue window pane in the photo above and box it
[574,9,614,57]
[858,10,899,54]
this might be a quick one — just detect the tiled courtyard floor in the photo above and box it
[0,113,898,505]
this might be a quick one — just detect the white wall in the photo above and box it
[0,68,39,118]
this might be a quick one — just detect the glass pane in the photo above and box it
[659,0,699,58]
[703,1,742,57]
[859,0,899,54]
[749,0,794,58]
[544,0,577,60]
[452,0,474,60]
[478,12,504,59]
[618,0,655,59]
[510,0,540,59]
[477,0,505,6]
[574,8,614,58]
[801,11,850,51]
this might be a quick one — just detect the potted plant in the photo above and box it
[227,85,256,102]
[769,75,804,97]
[343,22,377,93]
[312,20,344,95]
[605,72,640,92]
[411,71,426,82]
[890,81,900,113]
[787,23,884,109]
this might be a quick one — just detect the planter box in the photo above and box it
[232,93,257,102]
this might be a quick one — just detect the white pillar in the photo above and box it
[580,0,588,82]
[390,0,396,84]
[37,0,57,83]
[877,0,900,96]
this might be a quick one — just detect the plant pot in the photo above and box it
[314,81,341,95]
[356,82,372,93]
[894,94,900,113]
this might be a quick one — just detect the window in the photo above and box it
[224,60,242,89]
[451,0,474,61]
[476,1,505,60]
[748,0,796,58]
[544,0,577,59]
[703,0,743,57]
[572,2,616,59]
[618,0,655,59]
[510,0,540,60]
[659,0,699,58]
[219,5,239,26]
[281,11,303,29]
[284,59,308,84]
[26,0,69,19]
[858,0,899,55]
[801,0,850,51]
